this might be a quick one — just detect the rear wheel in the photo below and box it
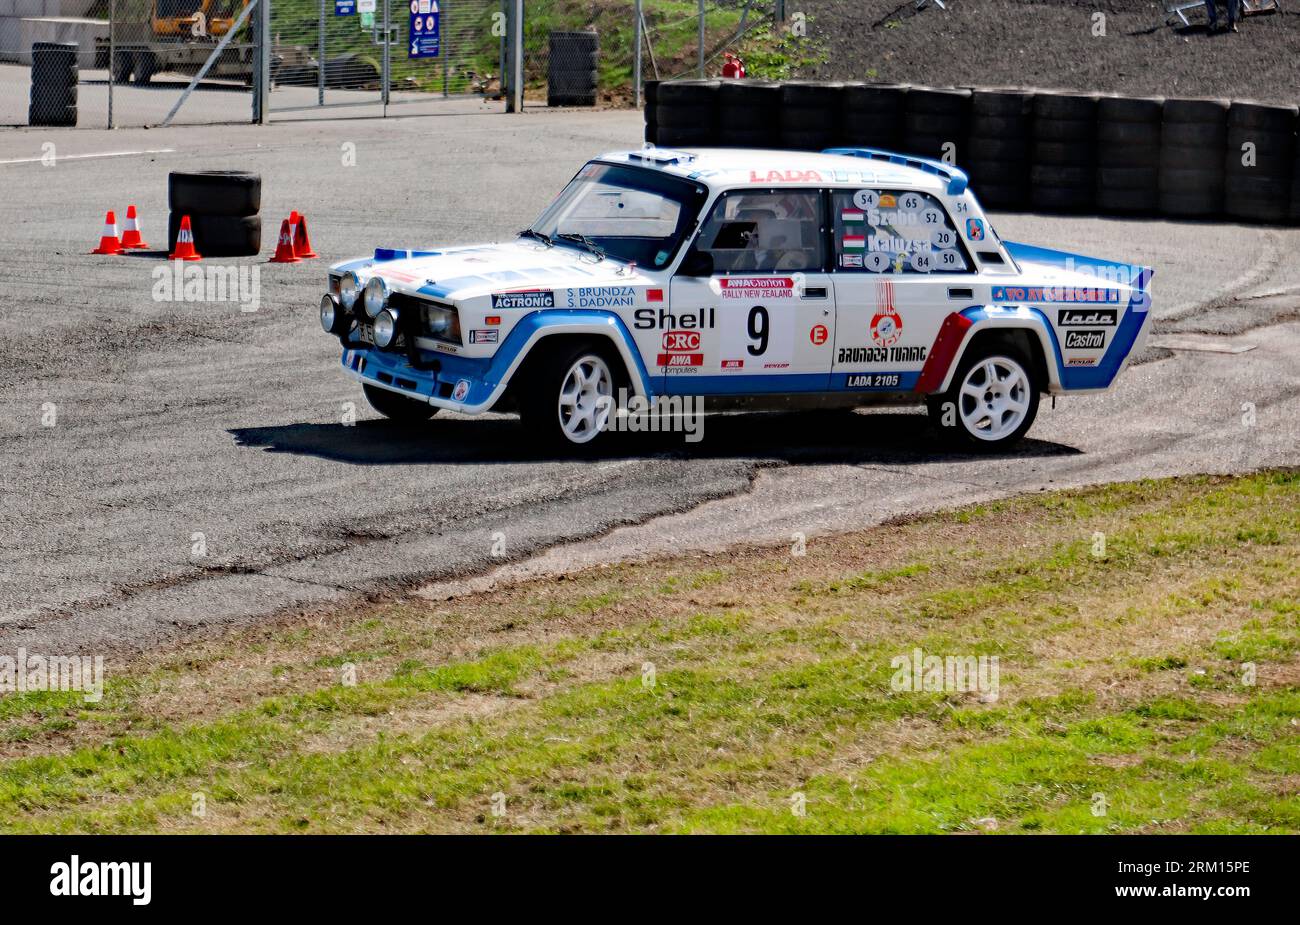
[518,341,622,450]
[928,343,1040,450]
[363,384,437,423]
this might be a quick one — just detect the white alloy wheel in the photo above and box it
[557,354,614,444]
[957,355,1033,442]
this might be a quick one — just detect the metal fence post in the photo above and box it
[697,0,704,78]
[107,0,114,129]
[382,0,390,112]
[254,0,270,123]
[633,0,642,110]
[507,0,523,112]
[318,0,326,106]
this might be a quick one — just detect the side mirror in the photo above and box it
[678,250,714,278]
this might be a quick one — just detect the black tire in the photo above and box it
[1158,188,1222,217]
[133,52,157,85]
[900,133,952,159]
[30,83,76,108]
[1034,92,1097,121]
[1223,127,1295,176]
[1223,195,1290,224]
[1159,167,1225,192]
[658,80,720,107]
[840,112,900,147]
[906,87,970,116]
[168,212,262,258]
[966,159,1029,185]
[1032,140,1094,167]
[1032,165,1093,188]
[1098,121,1160,146]
[782,104,838,132]
[111,50,133,84]
[782,80,842,110]
[927,340,1040,450]
[1097,186,1159,215]
[969,114,1030,137]
[1098,166,1159,189]
[655,124,713,147]
[643,80,659,106]
[1160,121,1226,147]
[970,182,1029,209]
[842,83,907,114]
[517,340,627,452]
[717,128,773,148]
[657,102,714,129]
[1034,117,1095,143]
[1227,101,1299,132]
[904,111,964,137]
[1163,98,1230,123]
[780,128,838,151]
[1098,143,1159,168]
[1031,185,1095,212]
[363,384,437,423]
[28,102,76,127]
[1097,96,1163,123]
[971,88,1033,117]
[168,171,261,217]
[967,136,1029,161]
[1160,144,1216,171]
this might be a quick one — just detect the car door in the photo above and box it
[828,187,975,392]
[665,188,835,395]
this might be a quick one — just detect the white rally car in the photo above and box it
[319,147,1152,450]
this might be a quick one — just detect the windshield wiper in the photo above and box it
[518,228,553,247]
[556,232,605,261]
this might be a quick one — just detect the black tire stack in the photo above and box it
[780,81,842,151]
[1095,96,1163,216]
[965,88,1033,210]
[1031,92,1098,212]
[901,87,969,161]
[1292,142,1300,225]
[840,83,906,151]
[1223,102,1297,225]
[643,80,659,143]
[167,171,262,257]
[717,80,782,147]
[29,42,77,128]
[547,31,598,107]
[654,80,719,147]
[1159,98,1229,218]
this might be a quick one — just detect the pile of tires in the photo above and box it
[1159,98,1228,218]
[901,87,969,161]
[780,81,842,151]
[654,80,719,147]
[1096,96,1162,216]
[1292,145,1300,224]
[547,31,599,107]
[1030,92,1097,212]
[965,88,1033,209]
[1223,101,1297,224]
[29,42,77,128]
[167,171,262,257]
[717,80,782,147]
[643,80,659,143]
[840,83,906,150]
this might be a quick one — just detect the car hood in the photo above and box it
[331,241,658,302]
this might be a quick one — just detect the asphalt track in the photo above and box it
[1,108,1297,655]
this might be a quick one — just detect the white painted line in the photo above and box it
[0,148,175,166]
[1150,337,1257,355]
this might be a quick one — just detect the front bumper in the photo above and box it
[341,345,499,414]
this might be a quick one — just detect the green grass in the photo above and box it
[0,471,1295,833]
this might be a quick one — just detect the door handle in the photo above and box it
[947,287,974,300]
[803,286,828,299]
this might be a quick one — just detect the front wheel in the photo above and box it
[927,345,1039,450]
[363,384,437,423]
[518,341,622,450]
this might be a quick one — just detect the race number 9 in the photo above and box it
[747,305,769,356]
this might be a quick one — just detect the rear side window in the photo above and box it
[693,190,824,273]
[831,189,970,274]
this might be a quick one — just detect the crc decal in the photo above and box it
[491,289,554,309]
[809,324,829,346]
[662,330,701,351]
[1064,330,1106,350]
[870,280,903,348]
[1058,308,1118,326]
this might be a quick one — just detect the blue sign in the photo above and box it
[334,0,355,14]
[407,0,440,58]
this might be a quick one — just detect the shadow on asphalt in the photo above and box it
[230,409,1080,466]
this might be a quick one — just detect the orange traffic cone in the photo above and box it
[269,217,300,263]
[90,210,123,255]
[119,204,149,249]
[168,215,202,261]
[291,210,318,259]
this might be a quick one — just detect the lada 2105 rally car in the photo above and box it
[319,146,1153,450]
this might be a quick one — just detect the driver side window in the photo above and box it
[691,190,824,274]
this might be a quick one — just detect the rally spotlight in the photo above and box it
[339,271,363,311]
[373,308,400,350]
[364,276,390,319]
[320,293,349,336]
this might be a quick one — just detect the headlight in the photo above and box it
[319,293,348,335]
[373,308,399,349]
[339,271,363,310]
[364,276,389,319]
[422,303,460,342]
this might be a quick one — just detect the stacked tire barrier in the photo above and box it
[1097,96,1162,215]
[965,89,1032,210]
[29,42,77,128]
[1030,92,1097,213]
[547,31,599,107]
[644,79,1300,225]
[167,171,262,258]
[1160,99,1228,218]
[1224,102,1296,224]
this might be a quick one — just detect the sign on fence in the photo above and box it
[408,0,441,59]
[335,0,356,14]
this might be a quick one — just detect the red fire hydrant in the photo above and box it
[721,52,746,79]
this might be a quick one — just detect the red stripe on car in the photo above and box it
[914,312,974,394]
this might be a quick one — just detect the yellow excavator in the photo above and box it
[95,0,254,84]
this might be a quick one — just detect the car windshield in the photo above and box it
[528,162,706,269]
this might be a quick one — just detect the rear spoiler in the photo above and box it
[1004,241,1153,291]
